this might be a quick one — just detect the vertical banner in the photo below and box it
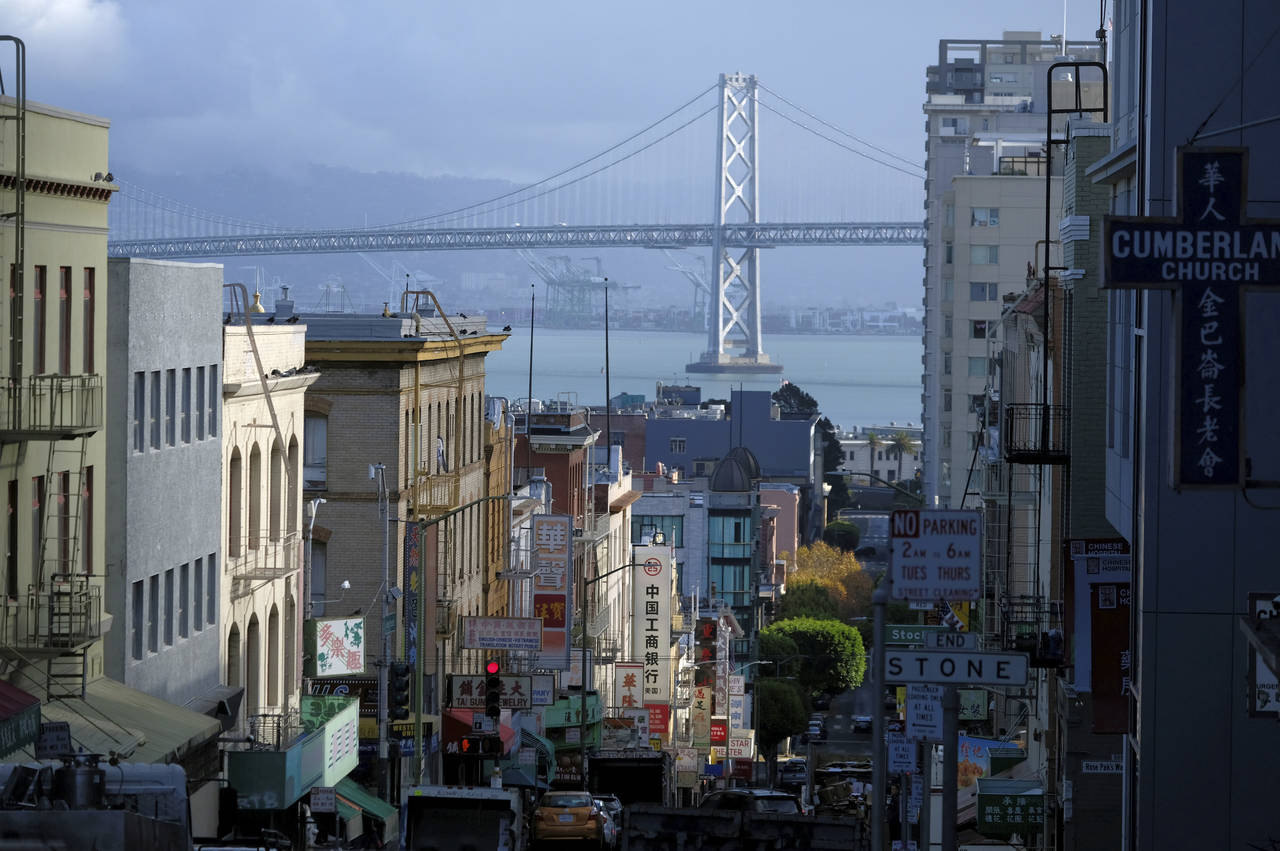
[715,615,731,714]
[533,515,573,671]
[692,686,711,748]
[695,618,717,692]
[631,546,671,704]
[403,523,420,665]
[615,662,644,711]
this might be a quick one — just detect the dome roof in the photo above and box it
[709,456,751,492]
[725,446,761,480]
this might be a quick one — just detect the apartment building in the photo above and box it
[104,258,224,713]
[300,301,503,697]
[221,297,318,725]
[0,95,219,788]
[921,32,1102,508]
[1099,3,1280,847]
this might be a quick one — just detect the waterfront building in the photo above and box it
[920,32,1103,508]
[836,424,923,486]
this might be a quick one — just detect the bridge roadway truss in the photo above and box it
[105,221,925,259]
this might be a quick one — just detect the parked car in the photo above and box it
[533,791,604,847]
[699,788,804,815]
[852,714,873,732]
[806,722,825,742]
[594,802,619,848]
[593,794,623,823]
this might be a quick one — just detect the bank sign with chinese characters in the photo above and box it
[630,546,672,704]
[1103,147,1275,487]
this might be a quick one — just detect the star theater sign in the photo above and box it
[1104,147,1278,487]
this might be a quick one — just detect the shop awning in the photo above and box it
[444,709,518,753]
[518,727,556,784]
[0,680,40,759]
[335,777,398,838]
[8,675,219,765]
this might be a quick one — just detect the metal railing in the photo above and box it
[231,531,301,582]
[1003,403,1070,464]
[244,708,303,751]
[0,374,103,439]
[414,469,460,517]
[0,575,102,652]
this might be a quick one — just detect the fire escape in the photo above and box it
[0,49,105,699]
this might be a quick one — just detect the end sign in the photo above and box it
[890,509,981,602]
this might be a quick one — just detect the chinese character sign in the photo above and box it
[615,662,644,710]
[533,515,573,670]
[715,616,731,713]
[305,616,365,677]
[630,546,672,704]
[1179,278,1240,485]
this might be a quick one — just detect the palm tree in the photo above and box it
[890,430,919,483]
[865,431,884,482]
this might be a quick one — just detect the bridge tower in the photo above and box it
[687,72,783,374]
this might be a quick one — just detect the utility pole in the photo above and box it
[871,583,888,851]
[373,464,391,802]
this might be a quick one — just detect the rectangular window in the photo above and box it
[311,542,328,617]
[206,552,216,625]
[969,282,997,301]
[181,368,192,443]
[83,268,95,373]
[943,353,952,375]
[163,567,174,646]
[970,245,999,265]
[165,369,176,446]
[33,265,45,374]
[195,366,206,440]
[81,466,93,575]
[133,372,145,453]
[57,471,69,571]
[193,558,203,630]
[208,365,218,436]
[304,415,327,487]
[971,320,988,339]
[970,207,1000,227]
[669,437,687,454]
[630,515,685,548]
[30,476,44,580]
[944,203,955,227]
[132,580,144,660]
[179,563,189,638]
[943,391,952,412]
[944,242,954,264]
[942,279,954,301]
[150,371,161,449]
[148,574,159,653]
[944,317,953,338]
[6,480,16,599]
[971,394,985,414]
[58,267,71,374]
[968,356,988,377]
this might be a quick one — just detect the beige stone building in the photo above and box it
[220,305,318,724]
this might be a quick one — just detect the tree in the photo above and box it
[754,677,808,782]
[822,520,861,552]
[758,617,866,697]
[775,579,838,621]
[772,382,819,417]
[890,430,919,482]
[789,541,874,624]
[771,382,851,515]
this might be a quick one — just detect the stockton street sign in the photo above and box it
[1104,147,1276,487]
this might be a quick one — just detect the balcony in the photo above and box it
[0,575,102,657]
[0,374,103,441]
[1003,403,1070,465]
[414,469,460,517]
[230,532,300,595]
[1000,595,1065,668]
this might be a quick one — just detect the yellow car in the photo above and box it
[533,791,604,847]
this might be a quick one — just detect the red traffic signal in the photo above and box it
[461,735,484,755]
[485,659,500,675]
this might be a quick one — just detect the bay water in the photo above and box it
[483,327,922,433]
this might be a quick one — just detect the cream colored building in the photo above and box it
[221,315,318,723]
[1,94,221,784]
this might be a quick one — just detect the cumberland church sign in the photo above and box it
[1103,147,1275,488]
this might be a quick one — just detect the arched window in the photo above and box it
[248,444,262,550]
[269,440,283,541]
[287,437,299,535]
[246,614,260,714]
[226,622,241,687]
[267,605,280,707]
[228,449,242,557]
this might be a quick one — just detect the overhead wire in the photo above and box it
[757,83,924,173]
[755,99,925,180]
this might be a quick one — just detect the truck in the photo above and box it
[588,749,673,808]
[622,804,863,851]
[404,785,523,851]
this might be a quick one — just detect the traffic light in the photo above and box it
[482,735,503,756]
[388,661,412,721]
[461,735,484,756]
[484,659,502,719]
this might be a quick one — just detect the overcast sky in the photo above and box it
[10,0,1105,184]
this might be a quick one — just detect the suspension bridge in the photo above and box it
[107,73,926,373]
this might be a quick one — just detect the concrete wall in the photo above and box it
[104,258,224,706]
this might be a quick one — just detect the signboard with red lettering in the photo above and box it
[447,674,533,710]
[614,663,644,710]
[890,509,981,602]
[533,515,573,670]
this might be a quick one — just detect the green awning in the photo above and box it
[335,777,398,825]
[0,681,40,758]
[336,796,360,822]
